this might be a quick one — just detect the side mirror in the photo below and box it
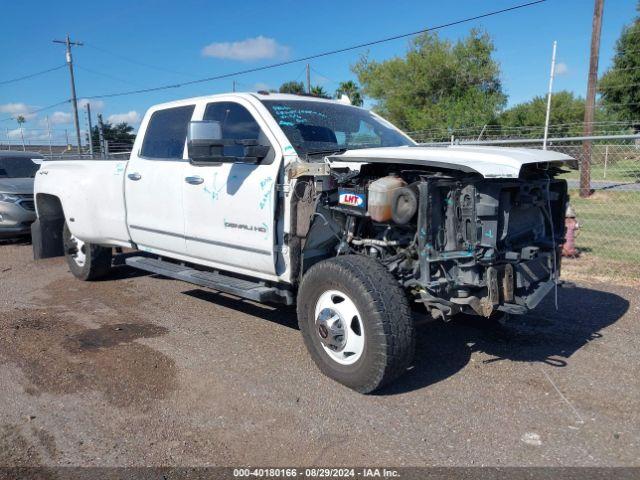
[187,120,270,165]
[187,120,223,164]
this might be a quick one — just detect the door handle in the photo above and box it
[185,176,204,185]
[127,172,142,181]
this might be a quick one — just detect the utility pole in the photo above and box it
[306,64,311,94]
[232,80,236,92]
[53,34,83,154]
[581,0,604,198]
[5,128,10,151]
[85,102,94,157]
[97,113,106,159]
[19,125,25,152]
[543,41,557,150]
[46,116,53,156]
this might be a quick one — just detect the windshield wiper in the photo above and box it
[304,147,348,157]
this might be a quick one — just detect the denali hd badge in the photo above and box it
[338,188,366,209]
[224,221,267,233]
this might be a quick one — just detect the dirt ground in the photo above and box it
[0,240,638,468]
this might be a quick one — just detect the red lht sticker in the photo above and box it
[339,192,365,207]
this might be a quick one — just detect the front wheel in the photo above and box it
[63,222,112,281]
[297,255,415,393]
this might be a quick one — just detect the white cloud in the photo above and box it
[7,128,50,141]
[108,111,140,124]
[555,62,569,76]
[6,128,22,139]
[0,102,38,120]
[47,111,73,125]
[78,99,105,110]
[202,36,290,61]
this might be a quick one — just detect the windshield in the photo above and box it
[261,99,413,155]
[0,157,40,178]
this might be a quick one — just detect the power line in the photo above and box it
[84,0,546,100]
[76,65,143,86]
[0,99,71,123]
[84,42,193,78]
[0,64,66,85]
[311,66,337,86]
[294,65,308,83]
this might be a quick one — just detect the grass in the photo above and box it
[566,189,640,279]
[559,157,640,183]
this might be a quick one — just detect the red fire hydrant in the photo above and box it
[562,204,580,257]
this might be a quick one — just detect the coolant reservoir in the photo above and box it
[367,174,407,222]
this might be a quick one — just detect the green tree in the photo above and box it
[334,80,363,106]
[310,85,328,98]
[353,29,506,132]
[279,81,305,94]
[598,3,640,128]
[89,122,136,150]
[15,115,26,151]
[499,91,587,136]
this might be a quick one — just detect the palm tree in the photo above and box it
[310,85,328,98]
[335,81,363,106]
[16,115,26,151]
[279,81,305,94]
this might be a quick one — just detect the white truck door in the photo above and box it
[125,103,195,256]
[182,99,282,277]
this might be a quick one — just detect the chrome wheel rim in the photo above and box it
[314,290,364,365]
[69,234,86,267]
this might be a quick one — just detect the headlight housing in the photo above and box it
[0,193,20,203]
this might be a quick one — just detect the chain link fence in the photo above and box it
[1,126,133,159]
[412,133,640,279]
[0,140,132,160]
[537,139,639,280]
[2,125,638,278]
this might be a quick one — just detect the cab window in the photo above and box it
[141,105,195,159]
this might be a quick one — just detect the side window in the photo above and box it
[203,102,261,157]
[141,104,195,159]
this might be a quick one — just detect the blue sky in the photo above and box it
[0,0,636,142]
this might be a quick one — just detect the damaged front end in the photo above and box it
[291,157,569,321]
[409,171,566,319]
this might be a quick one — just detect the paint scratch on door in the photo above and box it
[259,176,274,209]
[203,172,225,202]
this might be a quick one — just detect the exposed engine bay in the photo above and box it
[288,158,569,320]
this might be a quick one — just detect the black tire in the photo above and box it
[62,222,112,281]
[297,255,415,393]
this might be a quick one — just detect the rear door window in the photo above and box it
[141,105,195,159]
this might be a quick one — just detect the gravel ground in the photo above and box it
[0,240,638,468]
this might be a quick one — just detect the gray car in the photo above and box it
[0,151,43,238]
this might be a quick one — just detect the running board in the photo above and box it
[125,256,294,305]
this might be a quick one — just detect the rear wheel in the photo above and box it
[63,222,112,281]
[297,255,415,393]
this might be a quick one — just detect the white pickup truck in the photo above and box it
[33,92,573,393]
